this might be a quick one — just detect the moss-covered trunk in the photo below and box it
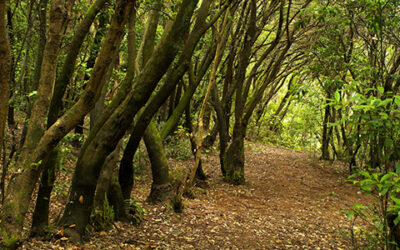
[59,0,198,241]
[118,0,215,199]
[0,0,130,246]
[0,1,74,246]
[31,0,108,236]
[94,140,127,221]
[321,100,331,160]
[144,121,172,203]
[224,130,245,184]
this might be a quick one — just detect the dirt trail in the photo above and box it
[21,142,369,249]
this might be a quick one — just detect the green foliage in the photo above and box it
[90,195,115,232]
[344,171,400,248]
[126,199,147,225]
[331,88,400,170]
[254,83,322,151]
[169,166,186,188]
[165,130,192,161]
[1,231,19,249]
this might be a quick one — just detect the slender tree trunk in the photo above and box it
[321,101,331,160]
[211,84,229,176]
[184,102,207,180]
[18,0,48,150]
[115,6,138,201]
[182,4,231,197]
[6,7,16,142]
[30,149,59,237]
[0,0,11,164]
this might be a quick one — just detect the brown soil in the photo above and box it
[20,141,370,249]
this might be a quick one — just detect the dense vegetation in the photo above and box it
[1,0,400,248]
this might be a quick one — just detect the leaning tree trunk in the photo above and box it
[118,0,218,199]
[31,0,109,237]
[59,0,198,242]
[0,0,129,247]
[184,102,208,180]
[0,1,74,247]
[135,0,172,204]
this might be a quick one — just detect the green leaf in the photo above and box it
[380,112,389,119]
[391,195,400,205]
[334,90,340,102]
[394,215,400,225]
[381,173,394,183]
[378,86,384,94]
[28,91,37,98]
[378,99,391,107]
[381,187,389,196]
[361,185,372,192]
[395,98,400,108]
[359,171,371,178]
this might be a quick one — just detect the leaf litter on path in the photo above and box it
[20,141,371,249]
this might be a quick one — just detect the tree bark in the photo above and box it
[31,0,109,237]
[224,0,257,184]
[0,0,130,246]
[144,121,172,203]
[94,140,123,214]
[0,0,11,165]
[0,1,74,246]
[224,132,245,184]
[19,0,48,152]
[118,0,217,199]
[184,102,208,180]
[59,0,198,241]
[321,101,331,160]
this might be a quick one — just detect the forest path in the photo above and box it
[21,141,369,249]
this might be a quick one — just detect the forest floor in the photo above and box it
[20,141,371,249]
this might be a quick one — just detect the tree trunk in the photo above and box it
[94,140,125,218]
[0,0,130,246]
[222,0,257,185]
[211,84,229,176]
[118,0,216,199]
[321,102,331,160]
[144,121,172,203]
[30,0,109,237]
[59,0,198,241]
[224,128,245,184]
[0,0,11,164]
[0,1,74,246]
[30,149,59,237]
[184,102,207,180]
